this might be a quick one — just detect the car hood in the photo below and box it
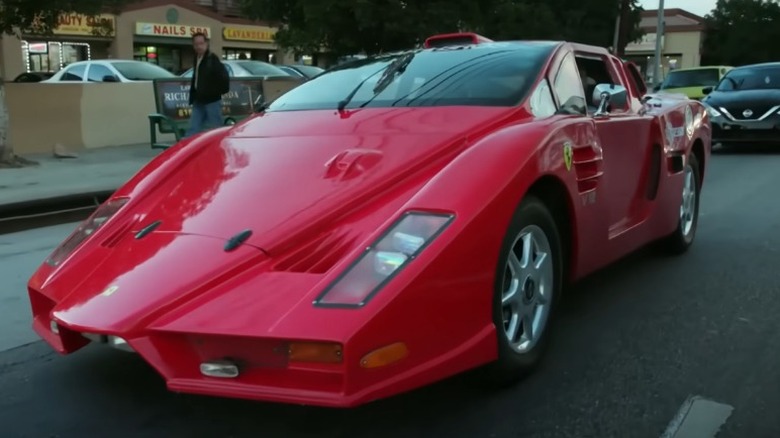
[48,232,267,332]
[659,86,707,100]
[127,106,516,255]
[703,89,780,109]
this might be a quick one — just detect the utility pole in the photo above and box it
[615,0,632,57]
[652,0,665,87]
[612,4,621,53]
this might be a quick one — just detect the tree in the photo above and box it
[238,0,643,60]
[702,0,780,66]
[0,0,128,166]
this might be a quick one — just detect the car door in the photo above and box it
[575,52,655,237]
[547,51,612,276]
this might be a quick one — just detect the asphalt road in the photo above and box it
[2,148,780,438]
[0,222,81,352]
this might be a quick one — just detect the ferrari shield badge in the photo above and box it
[100,285,119,297]
[563,142,573,171]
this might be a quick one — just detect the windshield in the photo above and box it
[716,65,780,91]
[267,44,553,112]
[112,61,175,80]
[661,68,720,89]
[235,61,288,77]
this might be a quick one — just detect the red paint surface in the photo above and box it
[28,39,711,407]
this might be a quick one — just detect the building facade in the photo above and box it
[0,0,319,80]
[624,8,705,84]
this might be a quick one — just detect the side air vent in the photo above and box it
[273,231,358,274]
[572,146,604,193]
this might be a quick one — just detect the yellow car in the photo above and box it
[654,66,733,100]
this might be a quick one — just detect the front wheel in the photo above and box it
[486,196,563,384]
[661,153,701,254]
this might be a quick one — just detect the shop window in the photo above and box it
[61,43,90,66]
[133,45,183,74]
[224,49,252,60]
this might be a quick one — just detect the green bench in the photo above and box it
[148,113,237,150]
[148,76,305,149]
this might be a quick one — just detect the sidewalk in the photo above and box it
[0,144,161,213]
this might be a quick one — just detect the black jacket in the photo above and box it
[189,51,229,105]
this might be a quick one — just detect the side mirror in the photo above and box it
[102,75,119,83]
[652,84,661,92]
[702,86,713,95]
[592,83,628,117]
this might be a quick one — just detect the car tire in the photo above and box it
[661,153,701,254]
[485,195,563,385]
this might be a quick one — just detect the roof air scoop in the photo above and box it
[423,32,493,48]
[323,149,383,180]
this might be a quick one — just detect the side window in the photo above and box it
[575,55,625,111]
[625,62,647,96]
[60,65,86,81]
[553,54,586,115]
[529,79,557,118]
[225,64,234,76]
[87,64,114,82]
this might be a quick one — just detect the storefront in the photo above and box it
[221,25,279,63]
[625,8,704,84]
[112,3,295,74]
[131,22,212,73]
[19,13,116,73]
[0,2,298,80]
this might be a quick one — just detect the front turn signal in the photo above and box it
[360,342,409,369]
[288,342,343,364]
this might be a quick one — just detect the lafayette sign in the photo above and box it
[135,22,211,38]
[222,26,276,43]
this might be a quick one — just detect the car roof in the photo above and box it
[61,60,139,67]
[668,66,732,72]
[731,62,780,71]
[347,41,566,62]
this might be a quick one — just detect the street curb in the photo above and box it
[0,190,113,219]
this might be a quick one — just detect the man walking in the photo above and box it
[186,32,230,137]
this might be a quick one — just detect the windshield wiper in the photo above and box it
[371,52,415,95]
[337,52,416,112]
[337,67,385,112]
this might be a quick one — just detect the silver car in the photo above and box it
[43,60,176,83]
[181,60,291,78]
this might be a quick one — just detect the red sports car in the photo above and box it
[28,33,711,407]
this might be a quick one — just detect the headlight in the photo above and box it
[705,105,721,118]
[314,212,454,307]
[46,197,129,266]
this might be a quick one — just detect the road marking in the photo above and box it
[661,395,734,438]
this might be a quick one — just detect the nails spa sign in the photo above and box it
[135,22,211,38]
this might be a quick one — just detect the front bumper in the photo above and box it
[36,317,362,407]
[711,113,780,144]
[30,287,359,407]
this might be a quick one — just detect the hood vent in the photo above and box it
[100,219,137,248]
[273,230,357,274]
[324,149,383,181]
